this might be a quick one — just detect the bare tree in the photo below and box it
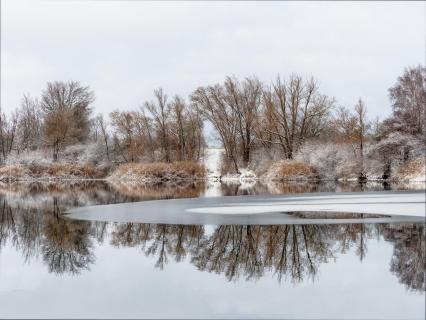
[170,95,204,161]
[136,108,156,161]
[145,88,171,162]
[354,98,368,181]
[40,81,94,160]
[191,76,262,171]
[95,114,110,161]
[170,96,186,161]
[260,75,332,159]
[191,83,240,172]
[0,111,18,162]
[110,93,203,164]
[110,111,137,162]
[185,106,204,161]
[332,99,370,181]
[17,95,42,152]
[227,76,262,165]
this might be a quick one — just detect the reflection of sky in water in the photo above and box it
[0,181,424,318]
[0,225,424,319]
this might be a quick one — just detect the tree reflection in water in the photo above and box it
[41,199,95,274]
[0,197,95,274]
[0,181,424,291]
[381,224,425,292]
[107,224,386,283]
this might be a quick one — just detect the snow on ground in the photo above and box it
[203,148,258,185]
[221,169,257,183]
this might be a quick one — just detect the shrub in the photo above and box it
[0,165,29,181]
[109,161,206,182]
[296,141,354,180]
[0,163,108,181]
[395,159,426,182]
[42,164,107,179]
[263,160,319,181]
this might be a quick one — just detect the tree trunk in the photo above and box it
[382,160,391,180]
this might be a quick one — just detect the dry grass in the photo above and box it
[263,160,319,182]
[0,161,205,182]
[0,164,108,181]
[395,159,426,182]
[109,161,206,182]
[0,165,29,180]
[40,164,107,179]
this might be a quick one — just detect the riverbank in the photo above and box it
[202,148,426,184]
[108,161,206,183]
[0,161,206,183]
[0,163,108,181]
[0,148,424,184]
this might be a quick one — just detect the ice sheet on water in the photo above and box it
[66,191,426,225]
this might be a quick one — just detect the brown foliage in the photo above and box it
[0,164,107,181]
[395,159,426,181]
[41,81,94,160]
[0,165,28,179]
[264,160,319,181]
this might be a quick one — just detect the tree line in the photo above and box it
[192,66,425,179]
[0,65,424,180]
[0,83,204,164]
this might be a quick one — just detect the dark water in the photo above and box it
[0,181,424,319]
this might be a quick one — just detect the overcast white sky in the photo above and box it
[1,0,425,120]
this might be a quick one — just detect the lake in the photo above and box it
[0,180,424,319]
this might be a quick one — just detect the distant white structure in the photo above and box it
[203,148,224,181]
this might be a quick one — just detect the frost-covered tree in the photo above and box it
[383,65,426,136]
[367,132,422,179]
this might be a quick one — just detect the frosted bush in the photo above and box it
[60,143,107,165]
[367,132,425,179]
[5,150,53,166]
[295,142,351,180]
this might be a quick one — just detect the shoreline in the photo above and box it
[0,154,424,184]
[0,175,424,184]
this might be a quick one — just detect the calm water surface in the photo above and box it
[0,181,424,319]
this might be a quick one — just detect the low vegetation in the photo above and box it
[108,161,206,182]
[395,159,426,182]
[0,164,108,181]
[263,160,319,182]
